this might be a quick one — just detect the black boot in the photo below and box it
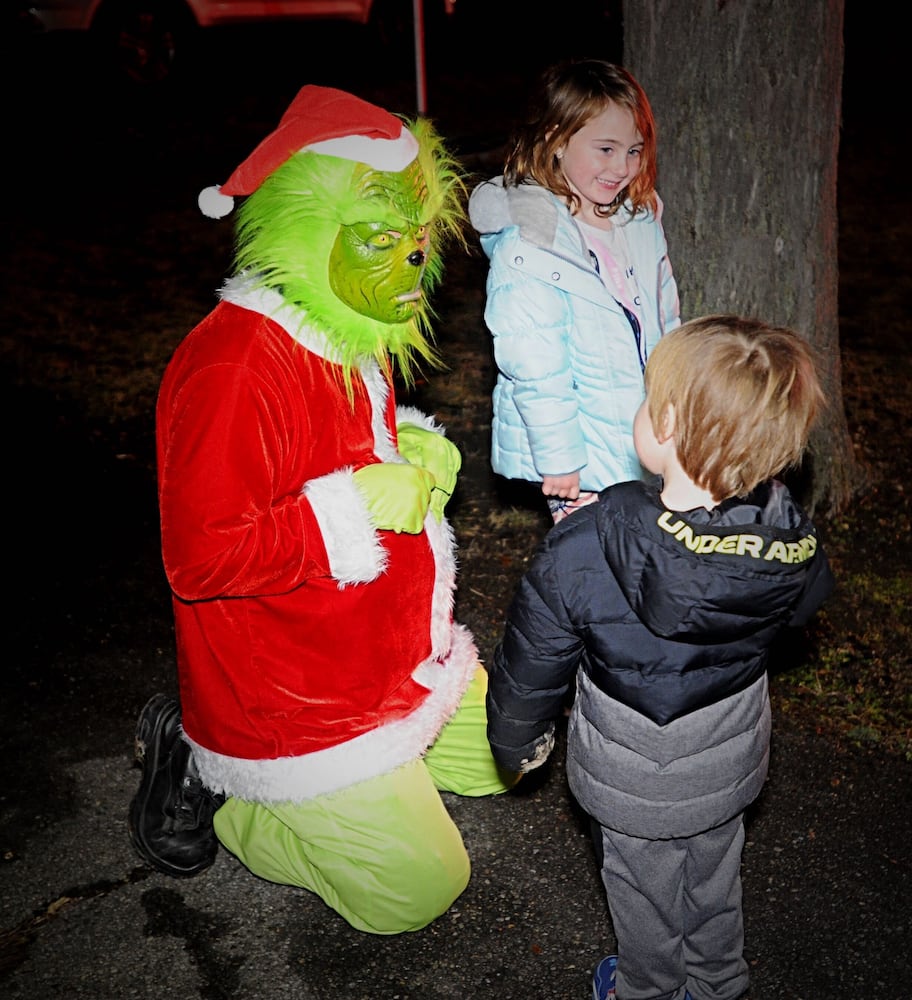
[128,694,225,877]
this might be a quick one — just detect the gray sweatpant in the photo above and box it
[596,813,750,1000]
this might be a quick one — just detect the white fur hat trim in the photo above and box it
[304,131,419,172]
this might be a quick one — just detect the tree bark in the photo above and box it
[623,0,862,515]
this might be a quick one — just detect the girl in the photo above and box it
[469,58,680,523]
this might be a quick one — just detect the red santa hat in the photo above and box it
[198,85,420,219]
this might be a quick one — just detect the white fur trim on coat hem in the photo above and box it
[187,624,480,803]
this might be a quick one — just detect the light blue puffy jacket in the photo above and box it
[468,177,680,491]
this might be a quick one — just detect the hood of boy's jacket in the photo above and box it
[597,479,830,643]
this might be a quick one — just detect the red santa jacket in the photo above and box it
[157,276,478,803]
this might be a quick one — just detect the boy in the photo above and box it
[485,315,834,999]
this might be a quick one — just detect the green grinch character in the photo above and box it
[128,85,520,935]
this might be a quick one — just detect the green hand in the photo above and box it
[353,462,436,534]
[396,423,462,522]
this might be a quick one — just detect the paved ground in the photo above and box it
[1,718,909,999]
[2,11,910,1000]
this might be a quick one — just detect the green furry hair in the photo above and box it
[232,115,467,390]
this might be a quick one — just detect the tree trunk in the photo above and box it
[623,0,862,516]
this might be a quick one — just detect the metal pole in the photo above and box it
[413,0,427,114]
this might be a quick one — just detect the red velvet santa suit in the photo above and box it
[157,275,478,804]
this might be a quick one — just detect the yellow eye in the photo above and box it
[365,229,403,250]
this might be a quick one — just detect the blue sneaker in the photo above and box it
[592,955,617,999]
[592,957,693,1000]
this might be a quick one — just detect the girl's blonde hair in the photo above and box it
[504,58,658,219]
[645,316,826,500]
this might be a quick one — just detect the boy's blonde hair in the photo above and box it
[645,315,825,500]
[504,58,658,219]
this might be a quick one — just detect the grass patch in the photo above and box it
[772,570,912,759]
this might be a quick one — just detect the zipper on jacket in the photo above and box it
[589,249,647,373]
[621,303,646,373]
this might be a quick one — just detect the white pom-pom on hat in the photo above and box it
[198,185,235,219]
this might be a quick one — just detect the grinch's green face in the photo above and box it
[328,161,432,324]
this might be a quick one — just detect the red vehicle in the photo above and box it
[19,0,383,83]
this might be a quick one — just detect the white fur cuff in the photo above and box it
[304,469,387,585]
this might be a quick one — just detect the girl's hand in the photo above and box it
[542,472,580,499]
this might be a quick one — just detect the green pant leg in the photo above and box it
[212,758,470,935]
[424,664,522,796]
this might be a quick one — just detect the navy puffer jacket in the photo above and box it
[487,479,834,837]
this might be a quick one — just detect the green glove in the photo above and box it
[396,423,462,523]
[353,462,435,534]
